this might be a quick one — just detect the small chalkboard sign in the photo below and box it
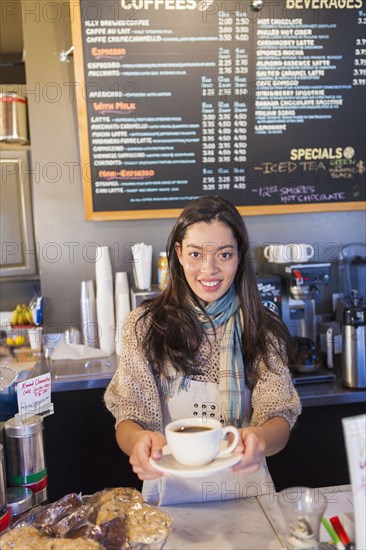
[71,0,366,220]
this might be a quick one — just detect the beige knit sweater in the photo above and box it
[104,307,302,432]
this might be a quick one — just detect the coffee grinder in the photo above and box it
[267,262,332,377]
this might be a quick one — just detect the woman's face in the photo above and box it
[175,220,239,303]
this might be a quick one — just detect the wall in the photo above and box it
[21,0,365,329]
[0,83,38,311]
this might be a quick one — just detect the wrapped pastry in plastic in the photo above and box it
[95,487,145,525]
[45,503,93,537]
[98,487,144,507]
[127,504,173,548]
[100,517,129,549]
[68,517,129,549]
[96,500,140,525]
[67,522,104,543]
[0,526,46,550]
[0,525,103,549]
[3,487,173,550]
[33,493,83,530]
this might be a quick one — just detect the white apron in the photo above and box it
[142,378,274,505]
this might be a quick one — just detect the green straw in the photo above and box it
[322,517,341,544]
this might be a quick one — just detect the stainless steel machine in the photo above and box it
[338,243,366,389]
[265,262,336,383]
[268,262,330,337]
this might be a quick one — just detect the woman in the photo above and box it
[105,196,301,504]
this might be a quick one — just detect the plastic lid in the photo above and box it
[6,487,33,516]
[159,252,167,257]
[4,415,44,437]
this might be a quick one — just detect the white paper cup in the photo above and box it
[165,417,239,467]
[27,327,43,351]
[95,246,113,282]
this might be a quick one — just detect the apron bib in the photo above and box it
[142,379,274,506]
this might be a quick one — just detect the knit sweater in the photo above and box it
[104,307,302,432]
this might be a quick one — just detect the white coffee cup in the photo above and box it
[264,243,314,264]
[165,417,240,467]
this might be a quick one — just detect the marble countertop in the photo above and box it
[159,485,354,549]
[163,497,283,550]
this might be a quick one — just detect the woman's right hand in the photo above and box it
[129,431,166,480]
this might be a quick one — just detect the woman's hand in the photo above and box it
[129,431,166,480]
[231,417,290,474]
[231,427,266,474]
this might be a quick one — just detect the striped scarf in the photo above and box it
[194,285,245,428]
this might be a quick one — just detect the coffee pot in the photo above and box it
[341,304,366,389]
[338,243,366,306]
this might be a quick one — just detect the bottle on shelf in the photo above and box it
[157,252,168,290]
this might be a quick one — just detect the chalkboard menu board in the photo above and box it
[71,0,366,220]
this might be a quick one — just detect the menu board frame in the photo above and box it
[70,0,366,221]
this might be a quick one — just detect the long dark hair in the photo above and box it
[137,196,291,387]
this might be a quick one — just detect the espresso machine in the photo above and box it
[267,262,336,383]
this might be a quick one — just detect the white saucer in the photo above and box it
[149,445,241,478]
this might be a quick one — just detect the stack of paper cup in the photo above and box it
[114,272,131,356]
[132,243,152,291]
[95,246,115,355]
[80,280,99,348]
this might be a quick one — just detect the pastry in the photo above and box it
[96,500,136,525]
[1,488,172,549]
[47,537,103,549]
[66,523,104,543]
[126,504,173,545]
[98,487,144,507]
[46,504,93,537]
[0,526,47,550]
[0,526,103,550]
[33,493,83,530]
[99,517,129,549]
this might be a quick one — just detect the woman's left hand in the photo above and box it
[231,417,290,473]
[231,427,266,474]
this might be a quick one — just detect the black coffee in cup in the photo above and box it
[173,426,213,433]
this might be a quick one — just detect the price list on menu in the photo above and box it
[73,0,366,219]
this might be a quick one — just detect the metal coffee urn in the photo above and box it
[341,305,366,389]
[0,443,10,534]
[0,444,7,516]
[4,415,48,505]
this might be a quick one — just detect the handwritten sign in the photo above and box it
[17,373,54,421]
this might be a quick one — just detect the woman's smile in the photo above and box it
[175,220,239,303]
